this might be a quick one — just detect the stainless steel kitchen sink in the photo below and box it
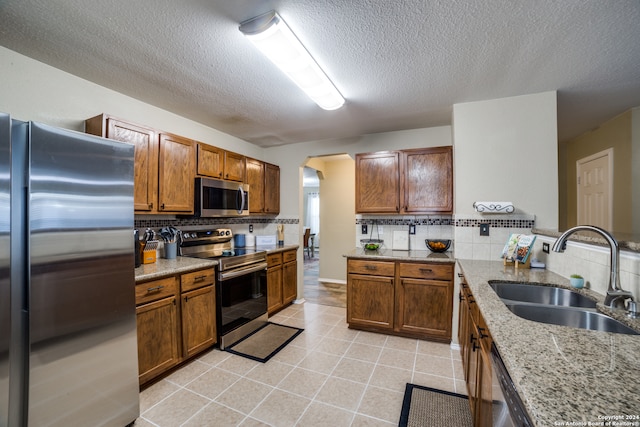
[489,281,597,308]
[503,303,639,335]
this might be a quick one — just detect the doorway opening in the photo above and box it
[300,155,355,308]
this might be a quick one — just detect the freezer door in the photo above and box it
[27,122,139,426]
[0,113,9,427]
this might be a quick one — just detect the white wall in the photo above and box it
[0,47,262,159]
[452,91,558,229]
[318,157,355,282]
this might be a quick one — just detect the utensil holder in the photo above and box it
[164,242,177,259]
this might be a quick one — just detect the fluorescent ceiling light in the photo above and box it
[239,11,345,111]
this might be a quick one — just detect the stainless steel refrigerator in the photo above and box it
[0,113,139,426]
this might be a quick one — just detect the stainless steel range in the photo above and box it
[180,228,268,349]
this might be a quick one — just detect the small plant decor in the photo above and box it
[570,274,584,288]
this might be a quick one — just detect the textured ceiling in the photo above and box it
[0,0,639,147]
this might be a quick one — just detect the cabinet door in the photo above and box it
[402,147,453,214]
[282,259,297,305]
[158,133,195,213]
[476,327,494,427]
[181,285,216,357]
[396,278,453,340]
[197,143,224,179]
[267,265,283,314]
[355,151,400,213]
[104,118,157,212]
[347,273,395,330]
[246,158,265,213]
[136,296,179,385]
[224,151,245,182]
[264,163,280,214]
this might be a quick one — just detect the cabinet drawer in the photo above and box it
[267,252,283,267]
[347,259,395,276]
[136,276,178,305]
[398,262,453,280]
[283,250,297,263]
[181,268,215,292]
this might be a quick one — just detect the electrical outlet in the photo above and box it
[249,224,253,232]
[378,226,383,234]
[480,223,490,236]
[361,224,368,234]
[409,224,416,235]
[542,242,550,253]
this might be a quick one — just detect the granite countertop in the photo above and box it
[135,245,299,282]
[457,259,640,426]
[345,248,455,263]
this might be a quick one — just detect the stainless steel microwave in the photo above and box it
[194,177,249,217]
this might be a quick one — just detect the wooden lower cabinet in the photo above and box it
[135,267,216,385]
[346,258,453,341]
[136,295,180,386]
[458,273,495,426]
[267,249,297,315]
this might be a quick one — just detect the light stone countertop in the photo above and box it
[344,248,456,263]
[134,245,299,282]
[457,259,640,426]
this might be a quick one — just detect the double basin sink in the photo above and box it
[489,281,638,335]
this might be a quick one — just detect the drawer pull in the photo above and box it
[468,298,475,304]
[194,275,207,282]
[419,268,433,273]
[146,285,164,293]
[477,326,488,339]
[458,273,463,278]
[364,265,378,270]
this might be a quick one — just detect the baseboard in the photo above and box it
[318,278,347,285]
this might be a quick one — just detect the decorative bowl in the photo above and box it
[426,239,451,253]
[361,239,383,251]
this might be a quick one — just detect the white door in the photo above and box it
[577,148,613,230]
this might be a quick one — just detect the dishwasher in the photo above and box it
[490,343,534,426]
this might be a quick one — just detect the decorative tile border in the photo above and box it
[356,214,535,229]
[135,216,298,229]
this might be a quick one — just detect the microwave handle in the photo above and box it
[236,185,246,214]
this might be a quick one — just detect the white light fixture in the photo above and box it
[239,11,345,111]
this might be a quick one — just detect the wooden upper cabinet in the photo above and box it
[403,147,453,214]
[355,151,401,213]
[224,151,245,182]
[355,146,453,214]
[246,158,265,213]
[85,114,157,211]
[196,143,224,179]
[264,163,280,214]
[158,133,195,213]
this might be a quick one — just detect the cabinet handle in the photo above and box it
[470,335,479,351]
[184,296,189,302]
[477,326,488,339]
[160,203,165,210]
[146,285,164,293]
[148,203,153,209]
[457,273,464,278]
[419,268,433,273]
[459,293,463,302]
[364,265,378,270]
[194,275,207,282]
[468,298,475,304]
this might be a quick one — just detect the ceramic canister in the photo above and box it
[234,233,246,248]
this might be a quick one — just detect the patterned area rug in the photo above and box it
[399,383,473,427]
[225,323,303,363]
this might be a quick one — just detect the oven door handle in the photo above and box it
[219,262,267,281]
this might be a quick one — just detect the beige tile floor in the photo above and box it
[136,303,466,427]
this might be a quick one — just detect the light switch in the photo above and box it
[480,223,490,236]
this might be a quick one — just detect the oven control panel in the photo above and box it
[181,228,232,244]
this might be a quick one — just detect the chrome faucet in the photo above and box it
[552,225,635,309]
